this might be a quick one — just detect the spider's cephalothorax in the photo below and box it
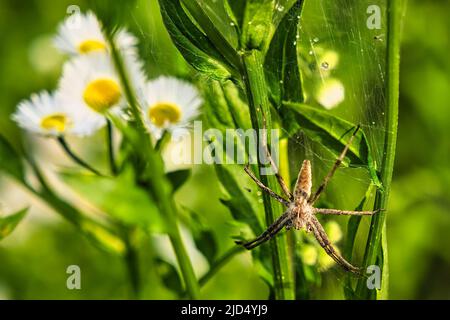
[236,126,380,274]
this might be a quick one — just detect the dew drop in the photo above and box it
[230,22,235,26]
[308,50,314,55]
[372,121,376,125]
[296,34,300,39]
[279,80,284,84]
[374,34,384,41]
[321,62,329,70]
[313,37,319,43]
[293,41,297,46]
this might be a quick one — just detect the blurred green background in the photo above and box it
[0,0,449,299]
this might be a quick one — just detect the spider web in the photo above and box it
[287,0,388,298]
[126,0,388,299]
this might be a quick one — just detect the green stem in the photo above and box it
[155,130,171,152]
[106,31,200,299]
[180,246,244,298]
[106,119,118,176]
[356,0,403,299]
[199,246,244,287]
[57,136,103,176]
[124,229,141,299]
[241,50,295,300]
[21,155,125,253]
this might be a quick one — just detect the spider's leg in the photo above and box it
[314,208,381,216]
[309,125,361,205]
[244,164,290,207]
[264,149,293,200]
[236,211,291,250]
[259,123,293,200]
[309,216,362,274]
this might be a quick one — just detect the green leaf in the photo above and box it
[203,80,236,131]
[222,81,253,130]
[154,258,183,293]
[225,0,246,31]
[32,174,126,256]
[242,0,275,50]
[195,230,217,265]
[283,102,382,188]
[185,206,218,265]
[271,0,303,28]
[0,135,24,181]
[167,169,191,193]
[0,208,28,240]
[378,226,389,300]
[60,169,165,233]
[159,0,235,80]
[265,1,305,136]
[203,79,252,133]
[215,164,263,235]
[241,0,301,51]
[344,185,375,299]
[181,0,240,69]
[265,0,305,106]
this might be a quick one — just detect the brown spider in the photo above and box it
[236,125,380,274]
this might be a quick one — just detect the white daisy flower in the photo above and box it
[139,77,202,139]
[11,91,102,137]
[58,53,127,128]
[54,11,138,56]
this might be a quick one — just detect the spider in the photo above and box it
[236,125,380,274]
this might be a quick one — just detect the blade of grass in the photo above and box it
[355,0,405,299]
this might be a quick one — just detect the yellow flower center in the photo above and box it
[83,78,121,113]
[40,113,68,133]
[148,102,182,127]
[78,40,107,54]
